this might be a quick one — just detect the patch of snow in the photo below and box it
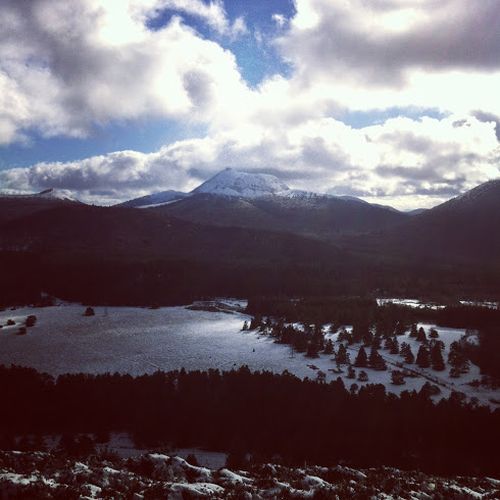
[120,190,187,208]
[0,472,38,485]
[169,481,224,498]
[376,298,446,310]
[218,468,252,485]
[192,168,290,198]
[459,300,498,309]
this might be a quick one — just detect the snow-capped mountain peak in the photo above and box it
[37,188,76,201]
[192,168,290,198]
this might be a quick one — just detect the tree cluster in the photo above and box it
[0,365,498,476]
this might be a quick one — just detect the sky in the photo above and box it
[0,0,499,209]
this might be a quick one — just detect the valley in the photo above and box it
[1,300,498,407]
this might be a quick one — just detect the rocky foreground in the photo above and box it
[1,451,499,499]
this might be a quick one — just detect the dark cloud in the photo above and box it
[280,0,500,86]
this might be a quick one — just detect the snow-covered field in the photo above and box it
[0,303,498,406]
[0,302,338,378]
[324,324,499,406]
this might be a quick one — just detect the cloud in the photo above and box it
[0,0,251,145]
[272,13,287,29]
[276,0,500,117]
[2,113,498,209]
[139,0,247,37]
[1,0,500,210]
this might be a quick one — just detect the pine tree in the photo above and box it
[250,314,262,330]
[347,366,356,379]
[416,327,427,342]
[352,322,370,344]
[354,346,368,367]
[395,321,407,336]
[391,370,405,385]
[369,346,387,371]
[336,344,349,365]
[390,337,399,355]
[358,370,369,382]
[242,320,249,331]
[448,341,470,373]
[337,328,348,342]
[430,343,445,371]
[404,346,414,364]
[429,328,439,338]
[409,323,418,338]
[323,339,334,355]
[384,337,393,350]
[416,345,430,368]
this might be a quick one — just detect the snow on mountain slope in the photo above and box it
[0,188,76,202]
[192,168,290,198]
[119,168,403,213]
[37,188,77,202]
[119,190,187,208]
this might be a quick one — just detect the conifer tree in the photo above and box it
[372,335,382,350]
[391,370,405,385]
[416,327,427,342]
[323,339,334,355]
[430,343,445,371]
[416,345,430,368]
[369,346,387,371]
[336,344,349,365]
[354,346,368,367]
[390,337,399,355]
[404,346,414,364]
[409,323,418,338]
[429,328,439,338]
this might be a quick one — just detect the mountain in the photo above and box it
[133,168,408,240]
[192,167,290,198]
[352,179,500,264]
[0,202,362,304]
[407,208,428,216]
[2,175,499,304]
[155,192,408,241]
[118,190,187,208]
[0,189,80,225]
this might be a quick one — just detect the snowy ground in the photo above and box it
[322,323,498,407]
[1,450,499,499]
[0,303,498,406]
[377,297,499,309]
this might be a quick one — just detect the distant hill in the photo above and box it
[0,189,80,225]
[155,192,408,241]
[1,177,499,304]
[351,179,500,264]
[0,203,362,304]
[118,190,187,208]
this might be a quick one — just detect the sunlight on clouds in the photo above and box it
[1,0,500,209]
[291,0,320,30]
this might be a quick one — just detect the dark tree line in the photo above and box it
[0,365,498,476]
